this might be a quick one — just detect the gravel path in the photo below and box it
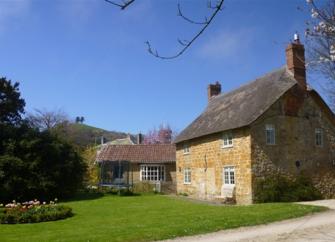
[164,200,335,242]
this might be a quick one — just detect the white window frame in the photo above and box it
[223,166,235,186]
[265,124,276,145]
[222,131,233,148]
[140,165,165,182]
[315,128,323,147]
[183,143,190,155]
[184,168,191,184]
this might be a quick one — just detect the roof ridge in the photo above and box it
[209,66,288,102]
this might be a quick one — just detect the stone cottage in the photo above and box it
[174,36,335,204]
[96,144,176,193]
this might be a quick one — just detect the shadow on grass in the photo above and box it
[62,190,143,202]
[62,192,105,202]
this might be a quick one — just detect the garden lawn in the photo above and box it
[0,194,327,242]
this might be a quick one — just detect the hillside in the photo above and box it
[54,123,132,148]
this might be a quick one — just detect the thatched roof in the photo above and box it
[175,67,297,143]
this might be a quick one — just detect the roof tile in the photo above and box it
[96,144,176,163]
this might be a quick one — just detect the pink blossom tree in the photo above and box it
[305,0,335,80]
[143,124,176,144]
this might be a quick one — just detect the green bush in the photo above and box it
[0,125,86,202]
[254,173,322,203]
[132,182,155,193]
[0,201,73,224]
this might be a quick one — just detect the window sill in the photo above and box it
[222,145,233,149]
[223,184,235,187]
[183,152,190,155]
[184,182,191,185]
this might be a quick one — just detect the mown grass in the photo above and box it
[0,194,327,242]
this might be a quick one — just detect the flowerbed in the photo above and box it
[0,199,73,224]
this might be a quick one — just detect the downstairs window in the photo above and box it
[140,165,165,182]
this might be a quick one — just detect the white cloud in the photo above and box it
[0,0,31,32]
[198,28,256,59]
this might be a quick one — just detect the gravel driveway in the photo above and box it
[164,200,335,242]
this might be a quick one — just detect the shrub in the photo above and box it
[95,187,137,196]
[132,182,155,193]
[178,192,188,197]
[0,199,73,224]
[82,147,99,187]
[254,173,322,203]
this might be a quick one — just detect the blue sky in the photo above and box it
[0,0,324,134]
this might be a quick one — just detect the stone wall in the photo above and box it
[176,128,253,204]
[250,86,335,199]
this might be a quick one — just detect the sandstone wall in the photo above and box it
[176,128,252,204]
[251,87,335,199]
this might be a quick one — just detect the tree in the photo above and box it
[27,108,69,130]
[105,0,225,59]
[305,0,335,81]
[0,126,86,202]
[0,77,25,125]
[143,124,176,144]
[82,146,99,187]
[0,77,86,202]
[75,116,85,124]
[305,0,335,109]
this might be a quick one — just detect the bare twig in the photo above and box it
[146,0,225,60]
[104,0,135,10]
[177,3,208,25]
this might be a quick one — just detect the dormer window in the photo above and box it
[222,131,233,148]
[266,124,275,145]
[315,128,323,147]
[183,143,190,154]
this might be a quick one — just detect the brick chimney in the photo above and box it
[137,133,143,144]
[285,33,306,90]
[207,81,221,101]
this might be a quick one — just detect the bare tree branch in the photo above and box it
[104,0,135,10]
[177,3,208,25]
[146,0,225,60]
[27,108,69,131]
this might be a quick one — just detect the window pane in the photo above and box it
[183,143,189,153]
[224,167,235,185]
[266,125,275,145]
[140,165,165,181]
[315,129,323,146]
[230,171,235,184]
[184,168,191,183]
[222,132,233,147]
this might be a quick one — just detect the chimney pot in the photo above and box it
[286,34,306,90]
[207,81,221,101]
[293,33,300,43]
